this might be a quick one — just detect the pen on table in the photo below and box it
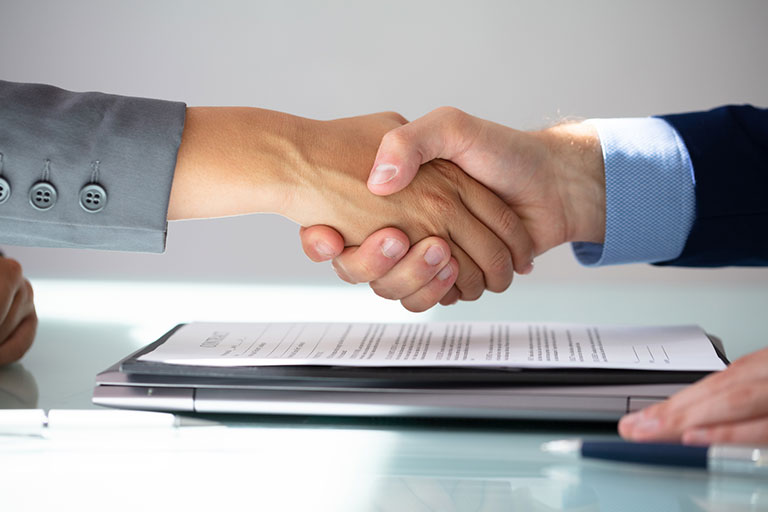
[541,439,768,476]
[0,409,222,437]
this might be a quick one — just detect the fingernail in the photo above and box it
[369,164,398,185]
[380,237,405,259]
[437,264,453,281]
[519,260,534,275]
[619,411,641,430]
[682,428,711,446]
[424,245,445,266]
[632,415,661,435]
[314,241,335,259]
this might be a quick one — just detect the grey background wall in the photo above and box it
[1,0,767,288]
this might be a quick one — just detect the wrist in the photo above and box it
[279,115,403,235]
[539,121,606,245]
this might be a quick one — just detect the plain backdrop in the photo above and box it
[1,0,767,290]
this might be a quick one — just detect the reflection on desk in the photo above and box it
[0,363,37,409]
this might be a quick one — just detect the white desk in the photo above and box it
[1,279,766,511]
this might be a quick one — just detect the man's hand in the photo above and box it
[0,256,37,365]
[619,347,768,444]
[301,107,606,309]
[171,108,533,301]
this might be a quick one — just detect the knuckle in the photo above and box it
[457,267,485,301]
[1,259,22,282]
[433,106,466,122]
[421,189,459,220]
[381,128,411,150]
[433,107,474,142]
[461,288,484,302]
[429,158,460,180]
[486,247,514,284]
[440,288,461,306]
[496,207,523,242]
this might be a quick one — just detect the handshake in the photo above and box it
[171,107,606,312]
[297,108,606,311]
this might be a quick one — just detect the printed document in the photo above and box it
[138,322,726,371]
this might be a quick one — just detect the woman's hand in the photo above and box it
[0,256,37,365]
[619,346,768,444]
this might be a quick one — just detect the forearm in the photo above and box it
[168,107,305,220]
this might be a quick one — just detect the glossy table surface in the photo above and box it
[1,279,767,511]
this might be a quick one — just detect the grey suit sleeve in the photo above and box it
[0,80,186,252]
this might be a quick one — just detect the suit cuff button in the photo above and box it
[0,176,11,204]
[79,183,107,213]
[29,182,57,211]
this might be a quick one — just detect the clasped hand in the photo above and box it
[301,107,605,311]
[284,112,534,304]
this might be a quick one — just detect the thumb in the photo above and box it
[367,107,479,196]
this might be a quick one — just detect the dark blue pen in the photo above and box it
[541,440,767,476]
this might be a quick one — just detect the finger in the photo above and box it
[368,106,481,196]
[439,286,461,306]
[399,259,458,313]
[619,349,768,440]
[448,243,486,301]
[446,205,514,294]
[619,377,768,442]
[0,312,37,365]
[618,372,721,439]
[457,169,535,275]
[331,228,409,284]
[369,237,452,300]
[671,378,768,439]
[299,225,344,262]
[683,416,768,445]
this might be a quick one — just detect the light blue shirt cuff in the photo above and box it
[572,117,696,266]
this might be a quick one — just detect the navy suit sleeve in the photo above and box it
[657,105,768,267]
